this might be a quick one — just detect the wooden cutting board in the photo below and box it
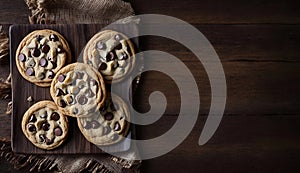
[10,24,138,154]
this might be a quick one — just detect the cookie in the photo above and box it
[21,101,69,150]
[16,29,71,87]
[50,63,106,117]
[77,93,130,146]
[83,30,135,83]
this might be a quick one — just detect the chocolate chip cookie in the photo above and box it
[83,30,135,83]
[16,29,71,87]
[77,93,130,146]
[21,101,69,150]
[50,63,106,117]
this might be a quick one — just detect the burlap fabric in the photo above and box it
[0,0,141,172]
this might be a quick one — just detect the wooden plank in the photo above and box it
[132,0,300,24]
[0,0,29,24]
[138,115,300,172]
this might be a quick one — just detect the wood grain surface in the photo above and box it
[0,0,300,172]
[10,24,138,154]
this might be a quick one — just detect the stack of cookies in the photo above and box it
[16,29,134,150]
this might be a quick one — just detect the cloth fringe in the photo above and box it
[0,26,9,61]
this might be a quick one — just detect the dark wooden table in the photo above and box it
[1,0,300,172]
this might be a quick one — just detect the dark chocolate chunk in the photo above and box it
[54,127,62,136]
[83,121,92,130]
[57,45,64,53]
[114,122,121,131]
[91,120,100,129]
[120,52,128,60]
[51,61,57,69]
[97,42,106,50]
[78,95,88,105]
[86,89,95,98]
[59,99,67,108]
[18,53,26,62]
[41,122,50,131]
[29,114,37,123]
[39,134,45,142]
[51,112,60,121]
[55,88,65,97]
[106,52,115,62]
[104,112,114,121]
[33,48,41,57]
[26,68,35,76]
[39,58,48,67]
[42,45,50,53]
[45,138,53,145]
[114,34,122,41]
[115,43,122,50]
[49,34,59,41]
[76,72,84,79]
[36,35,43,42]
[103,126,111,135]
[40,112,47,119]
[48,70,55,79]
[58,74,65,82]
[39,72,46,80]
[28,124,36,132]
[98,62,107,71]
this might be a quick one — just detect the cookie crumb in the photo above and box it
[27,96,34,102]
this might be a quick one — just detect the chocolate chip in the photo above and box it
[98,62,107,71]
[114,34,122,41]
[97,42,106,50]
[76,72,84,79]
[42,45,50,53]
[29,115,37,122]
[58,74,65,82]
[41,122,50,131]
[39,58,48,67]
[115,43,122,50]
[51,61,57,69]
[36,35,43,42]
[78,95,88,105]
[18,53,26,62]
[28,124,36,132]
[54,127,62,136]
[51,112,60,121]
[106,52,115,62]
[59,99,67,108]
[104,112,114,121]
[86,89,95,98]
[57,45,64,53]
[49,34,58,41]
[114,122,121,131]
[48,71,55,79]
[26,68,35,76]
[40,112,47,119]
[103,126,111,135]
[39,134,45,142]
[83,121,92,130]
[91,120,100,129]
[120,52,128,60]
[45,138,53,145]
[55,88,65,97]
[33,48,41,57]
